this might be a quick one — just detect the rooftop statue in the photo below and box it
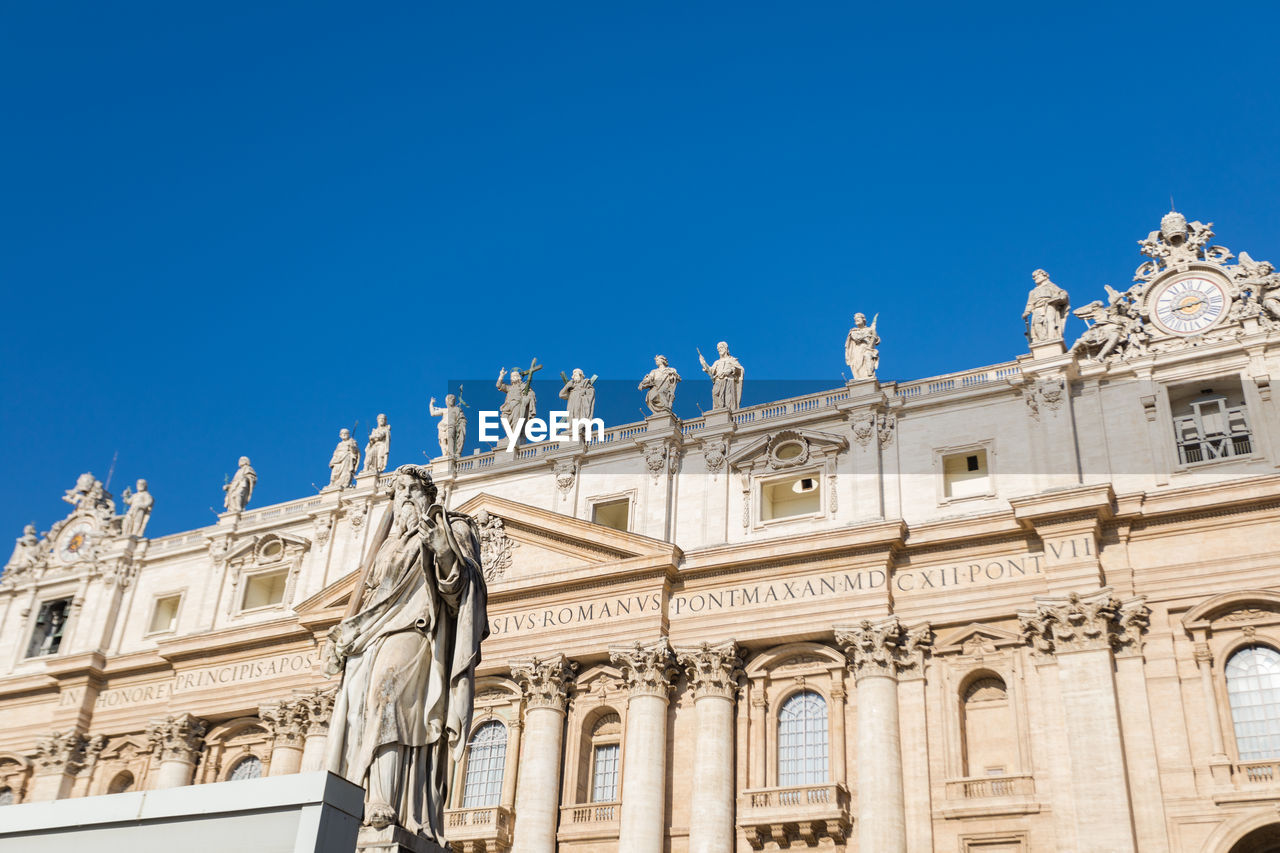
[844,312,880,380]
[699,341,745,411]
[324,465,487,845]
[5,524,44,575]
[120,479,154,538]
[496,360,540,446]
[639,354,681,415]
[328,429,360,490]
[1023,270,1070,344]
[223,456,257,513]
[1070,286,1145,362]
[559,368,597,422]
[363,414,390,475]
[429,395,467,459]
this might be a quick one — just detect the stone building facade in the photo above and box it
[4,212,1280,852]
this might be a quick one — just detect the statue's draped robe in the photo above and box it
[845,328,879,379]
[707,356,744,410]
[641,367,679,412]
[330,440,359,486]
[326,504,488,843]
[560,379,595,422]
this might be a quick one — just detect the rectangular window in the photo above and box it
[591,743,620,802]
[147,594,182,635]
[760,474,822,522]
[591,498,630,532]
[241,569,288,611]
[1169,378,1252,465]
[25,598,71,658]
[942,449,991,500]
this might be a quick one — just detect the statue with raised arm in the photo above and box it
[429,395,468,458]
[5,524,43,574]
[558,368,597,422]
[699,341,745,411]
[1023,269,1071,343]
[639,355,681,415]
[329,429,360,489]
[120,479,154,537]
[324,464,488,845]
[223,456,257,513]
[496,362,539,441]
[362,414,390,475]
[844,313,880,380]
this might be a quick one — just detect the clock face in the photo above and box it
[1150,275,1228,336]
[58,522,93,563]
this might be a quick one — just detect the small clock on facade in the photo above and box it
[1149,274,1229,336]
[57,522,94,563]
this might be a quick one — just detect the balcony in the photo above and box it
[1236,759,1280,786]
[444,805,512,853]
[737,782,852,850]
[557,800,620,842]
[940,774,1038,820]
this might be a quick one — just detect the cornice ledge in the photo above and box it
[680,519,906,573]
[41,651,108,681]
[1130,472,1280,521]
[900,509,1022,548]
[155,617,313,662]
[1009,484,1116,527]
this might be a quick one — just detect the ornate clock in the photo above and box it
[1148,274,1229,336]
[57,522,94,563]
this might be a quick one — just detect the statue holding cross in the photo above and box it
[496,359,541,448]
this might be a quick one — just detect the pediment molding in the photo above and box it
[933,622,1024,656]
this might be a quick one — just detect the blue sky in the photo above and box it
[3,2,1279,538]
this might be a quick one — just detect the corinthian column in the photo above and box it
[259,699,308,776]
[145,713,207,789]
[834,617,931,853]
[511,654,577,853]
[298,688,337,772]
[1019,588,1148,853]
[675,641,742,853]
[611,638,678,853]
[29,732,89,801]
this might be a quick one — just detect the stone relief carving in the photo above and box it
[258,699,309,747]
[474,510,517,582]
[312,514,333,544]
[558,368,597,422]
[1236,251,1280,329]
[639,354,682,415]
[852,416,875,447]
[1071,286,1147,362]
[675,640,742,700]
[1135,211,1229,281]
[1023,270,1070,344]
[223,456,257,513]
[511,653,577,711]
[844,312,880,380]
[328,429,360,490]
[644,443,670,481]
[4,524,45,577]
[698,341,745,411]
[702,438,727,479]
[877,414,896,447]
[119,479,154,538]
[834,617,933,680]
[145,713,207,763]
[1018,589,1150,656]
[33,732,90,775]
[362,414,390,475]
[766,432,810,469]
[610,638,678,698]
[429,396,467,459]
[553,459,577,498]
[1024,377,1066,419]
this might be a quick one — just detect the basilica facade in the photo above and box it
[4,212,1280,853]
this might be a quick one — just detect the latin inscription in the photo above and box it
[60,651,318,708]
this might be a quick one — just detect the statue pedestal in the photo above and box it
[355,824,449,853]
[1028,339,1067,360]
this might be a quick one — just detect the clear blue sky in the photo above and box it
[3,2,1279,538]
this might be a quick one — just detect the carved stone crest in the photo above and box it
[702,438,727,479]
[644,444,670,481]
[474,510,517,582]
[553,459,577,498]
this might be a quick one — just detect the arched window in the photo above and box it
[228,755,263,781]
[778,691,828,786]
[0,787,13,806]
[960,675,1015,776]
[461,721,507,808]
[107,771,134,794]
[589,713,621,802]
[1226,645,1280,761]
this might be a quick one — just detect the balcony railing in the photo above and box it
[557,800,620,841]
[737,782,851,850]
[945,773,1035,800]
[1235,759,1280,785]
[443,804,511,853]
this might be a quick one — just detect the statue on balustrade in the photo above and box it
[844,312,880,380]
[496,361,539,445]
[559,368,597,422]
[363,414,391,475]
[5,524,44,575]
[120,479,155,537]
[1023,269,1070,344]
[639,354,681,415]
[324,464,488,845]
[429,395,467,459]
[223,456,257,513]
[699,341,745,411]
[329,429,360,489]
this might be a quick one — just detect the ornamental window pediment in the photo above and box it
[729,431,847,530]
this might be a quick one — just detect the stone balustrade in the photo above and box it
[736,782,851,850]
[443,804,512,853]
[945,773,1036,800]
[1235,760,1280,786]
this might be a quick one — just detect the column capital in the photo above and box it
[610,638,678,699]
[32,731,90,776]
[259,698,309,747]
[1018,587,1150,656]
[675,639,743,701]
[1194,641,1214,665]
[834,617,932,681]
[511,653,577,711]
[145,712,207,763]
[297,686,338,736]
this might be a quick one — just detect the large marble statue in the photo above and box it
[223,456,257,513]
[429,395,467,459]
[558,368,597,421]
[1023,269,1071,343]
[639,355,681,414]
[1238,252,1280,322]
[120,480,154,538]
[6,525,42,573]
[844,313,880,380]
[496,362,539,440]
[329,430,360,489]
[699,341,745,411]
[1071,287,1144,361]
[324,465,488,844]
[363,414,391,475]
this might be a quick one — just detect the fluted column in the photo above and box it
[835,617,932,853]
[259,699,307,776]
[611,638,678,853]
[511,654,576,853]
[676,641,743,853]
[145,713,207,789]
[29,732,89,801]
[298,688,337,772]
[1020,588,1148,853]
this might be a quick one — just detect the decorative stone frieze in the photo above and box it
[33,732,90,775]
[145,713,207,763]
[511,653,577,712]
[833,617,932,681]
[610,638,679,699]
[1018,588,1150,656]
[675,640,742,700]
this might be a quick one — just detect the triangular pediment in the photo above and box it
[728,427,848,470]
[934,623,1024,655]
